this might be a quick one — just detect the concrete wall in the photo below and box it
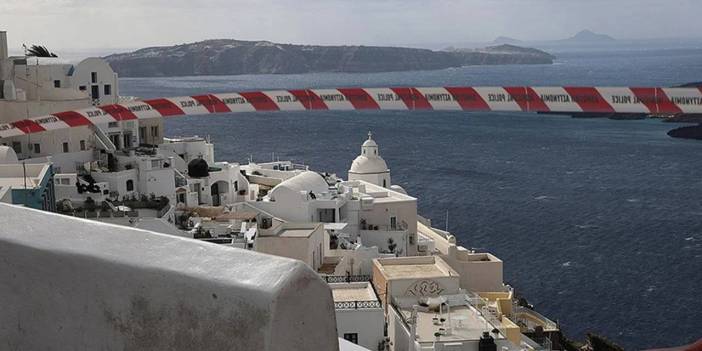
[348,171,390,189]
[0,125,94,167]
[256,223,325,270]
[326,247,392,276]
[372,257,460,306]
[0,204,339,351]
[70,57,119,105]
[387,306,410,351]
[0,185,12,203]
[92,168,138,200]
[360,229,408,256]
[335,308,384,351]
[447,250,504,293]
[417,222,505,293]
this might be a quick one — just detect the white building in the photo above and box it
[388,294,529,351]
[348,132,391,188]
[331,282,385,351]
[371,256,461,306]
[417,221,505,293]
[0,31,126,174]
[255,222,326,271]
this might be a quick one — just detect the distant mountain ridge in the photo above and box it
[562,30,616,43]
[103,39,554,77]
[422,30,625,52]
[492,36,523,45]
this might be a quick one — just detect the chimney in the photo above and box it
[0,31,7,81]
[0,31,7,60]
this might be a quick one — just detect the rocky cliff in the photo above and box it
[104,40,554,77]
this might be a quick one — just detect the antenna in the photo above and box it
[445,210,449,232]
[22,161,27,205]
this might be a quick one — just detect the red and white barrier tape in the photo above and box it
[2,86,701,138]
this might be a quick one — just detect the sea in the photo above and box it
[120,48,702,350]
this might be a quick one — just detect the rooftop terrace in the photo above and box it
[374,256,458,280]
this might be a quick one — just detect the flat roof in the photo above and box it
[409,305,500,343]
[343,180,416,203]
[0,164,50,190]
[393,295,511,346]
[278,228,315,238]
[330,282,378,302]
[374,256,458,280]
[214,211,258,221]
[383,263,446,280]
[262,223,322,238]
[0,177,41,189]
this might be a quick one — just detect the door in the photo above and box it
[123,133,132,148]
[211,182,220,206]
[91,85,100,102]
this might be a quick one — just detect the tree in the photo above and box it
[26,45,58,58]
[387,238,397,253]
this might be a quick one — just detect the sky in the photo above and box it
[2,0,702,52]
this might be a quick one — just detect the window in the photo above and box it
[343,333,358,345]
[233,180,238,192]
[318,208,336,223]
[104,84,111,95]
[62,142,69,153]
[177,192,186,203]
[91,85,100,100]
[91,72,97,83]
[150,126,159,137]
[390,216,397,230]
[126,179,134,192]
[108,122,118,128]
[54,80,61,88]
[79,85,86,91]
[151,160,161,169]
[11,141,21,154]
[60,178,70,185]
[80,140,86,151]
[33,143,41,154]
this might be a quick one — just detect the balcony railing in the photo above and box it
[334,300,381,310]
[323,274,371,283]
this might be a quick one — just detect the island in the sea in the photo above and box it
[103,40,554,77]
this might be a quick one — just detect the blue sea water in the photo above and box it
[120,48,702,350]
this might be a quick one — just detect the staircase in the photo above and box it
[91,125,117,152]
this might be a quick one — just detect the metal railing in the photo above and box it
[513,305,559,331]
[334,300,381,310]
[323,275,371,283]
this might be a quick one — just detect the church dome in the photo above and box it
[0,146,18,165]
[348,131,389,175]
[270,171,328,203]
[187,158,209,178]
[349,156,388,174]
[362,138,377,148]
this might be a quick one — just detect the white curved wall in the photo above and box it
[0,204,339,351]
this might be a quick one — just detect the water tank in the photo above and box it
[187,158,209,178]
